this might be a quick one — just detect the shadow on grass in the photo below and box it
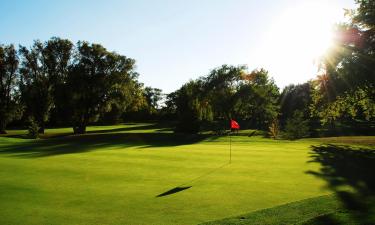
[1,123,174,139]
[0,132,211,158]
[1,132,72,139]
[307,144,375,224]
[156,186,192,197]
[86,123,174,134]
[156,162,229,197]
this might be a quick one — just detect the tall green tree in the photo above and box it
[43,38,74,126]
[173,80,210,133]
[144,87,162,110]
[0,44,21,133]
[311,0,375,125]
[171,65,279,133]
[233,69,279,129]
[19,38,73,133]
[204,65,245,121]
[67,41,139,133]
[279,82,312,127]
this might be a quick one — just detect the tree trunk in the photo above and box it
[0,120,6,134]
[38,121,45,134]
[73,123,86,134]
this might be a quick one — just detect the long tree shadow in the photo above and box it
[307,144,375,224]
[0,133,212,158]
[1,123,174,139]
[86,123,174,134]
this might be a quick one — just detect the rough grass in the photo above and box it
[0,124,374,225]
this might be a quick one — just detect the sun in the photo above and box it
[254,1,344,87]
[275,2,335,59]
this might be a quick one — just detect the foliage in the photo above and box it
[0,44,22,133]
[203,65,245,120]
[233,69,279,129]
[173,80,209,133]
[284,110,309,140]
[126,86,164,121]
[171,65,279,133]
[19,38,73,133]
[279,83,312,127]
[1,38,147,133]
[311,0,375,125]
[67,41,140,133]
[311,85,375,124]
[144,87,163,110]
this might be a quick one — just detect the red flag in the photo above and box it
[230,119,240,130]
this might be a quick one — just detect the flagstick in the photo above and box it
[229,131,232,164]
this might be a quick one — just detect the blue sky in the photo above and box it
[1,0,354,93]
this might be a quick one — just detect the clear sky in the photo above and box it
[1,0,355,93]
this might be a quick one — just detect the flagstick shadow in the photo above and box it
[156,186,192,197]
[156,162,230,198]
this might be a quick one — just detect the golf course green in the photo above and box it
[0,123,374,225]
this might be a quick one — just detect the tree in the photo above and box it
[43,38,74,126]
[233,69,279,129]
[173,80,210,133]
[284,110,310,140]
[172,65,246,133]
[67,41,139,134]
[172,65,280,133]
[279,82,312,127]
[19,38,73,133]
[144,87,162,110]
[204,65,245,121]
[128,86,163,120]
[311,0,375,125]
[160,91,178,120]
[0,44,21,133]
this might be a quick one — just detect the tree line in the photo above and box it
[0,38,162,134]
[1,0,374,138]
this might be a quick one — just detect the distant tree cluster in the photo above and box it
[165,65,279,133]
[0,38,161,134]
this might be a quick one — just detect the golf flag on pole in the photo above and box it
[230,119,240,130]
[229,119,239,164]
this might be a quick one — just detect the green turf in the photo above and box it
[202,193,373,225]
[201,194,341,225]
[0,124,374,225]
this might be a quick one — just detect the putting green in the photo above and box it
[0,124,372,225]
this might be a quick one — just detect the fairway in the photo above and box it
[0,124,373,225]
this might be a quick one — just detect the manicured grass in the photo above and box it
[0,124,374,225]
[201,195,341,225]
[203,194,373,225]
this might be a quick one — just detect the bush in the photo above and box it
[284,110,309,140]
[27,117,40,139]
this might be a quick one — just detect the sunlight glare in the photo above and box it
[254,1,345,87]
